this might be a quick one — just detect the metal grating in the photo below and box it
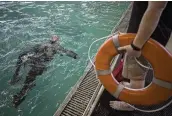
[54,63,100,116]
[60,70,98,116]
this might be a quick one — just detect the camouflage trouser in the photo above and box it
[24,65,46,84]
[13,65,46,108]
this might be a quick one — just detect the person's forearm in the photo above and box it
[56,45,78,59]
[57,45,67,53]
[133,2,167,48]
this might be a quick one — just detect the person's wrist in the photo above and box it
[131,41,141,51]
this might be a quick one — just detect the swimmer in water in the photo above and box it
[9,35,79,108]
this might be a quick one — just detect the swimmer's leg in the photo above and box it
[9,53,25,85]
[12,74,36,108]
[12,69,36,107]
[12,66,45,108]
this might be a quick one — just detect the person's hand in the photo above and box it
[118,45,141,57]
[73,54,80,59]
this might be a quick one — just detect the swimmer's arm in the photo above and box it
[57,45,68,53]
[58,45,79,59]
[133,1,167,48]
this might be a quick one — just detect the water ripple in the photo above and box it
[0,1,129,116]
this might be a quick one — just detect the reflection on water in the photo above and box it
[0,1,129,116]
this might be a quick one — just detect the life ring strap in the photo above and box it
[95,34,120,76]
[112,34,120,50]
[96,69,111,76]
[113,84,125,98]
[153,77,172,89]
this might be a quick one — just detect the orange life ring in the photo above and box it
[95,33,172,105]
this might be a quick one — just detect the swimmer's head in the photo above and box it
[50,35,59,44]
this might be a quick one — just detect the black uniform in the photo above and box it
[11,41,79,108]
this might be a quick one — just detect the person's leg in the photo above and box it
[12,69,36,108]
[127,1,148,33]
[12,66,45,107]
[151,2,172,46]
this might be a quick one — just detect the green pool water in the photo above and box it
[0,1,129,116]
